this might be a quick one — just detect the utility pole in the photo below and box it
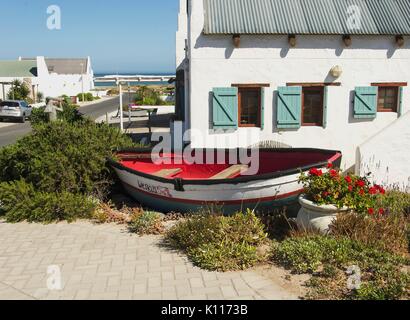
[119,81,124,132]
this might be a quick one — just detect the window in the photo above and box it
[302,87,324,126]
[377,87,398,112]
[238,87,261,127]
[0,102,19,107]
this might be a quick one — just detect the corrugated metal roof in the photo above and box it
[45,58,88,75]
[203,0,410,35]
[0,61,38,77]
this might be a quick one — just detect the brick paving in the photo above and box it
[0,220,298,300]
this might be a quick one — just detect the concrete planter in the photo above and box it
[296,195,350,235]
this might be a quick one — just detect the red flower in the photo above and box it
[359,189,365,196]
[309,168,323,177]
[369,187,378,195]
[348,185,353,192]
[345,176,352,184]
[322,192,330,197]
[356,180,366,188]
[330,169,339,178]
[373,185,386,195]
[327,163,333,169]
[379,208,385,215]
[368,208,375,215]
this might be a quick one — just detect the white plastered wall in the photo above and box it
[186,0,410,171]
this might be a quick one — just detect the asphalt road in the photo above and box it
[0,95,126,147]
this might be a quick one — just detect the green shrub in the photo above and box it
[272,236,405,274]
[77,93,94,102]
[128,211,164,235]
[0,180,96,223]
[356,265,410,300]
[272,235,409,300]
[30,103,84,126]
[0,121,135,198]
[166,210,267,271]
[375,191,410,216]
[189,242,259,271]
[30,107,50,125]
[57,103,83,124]
[134,86,168,106]
[167,213,224,250]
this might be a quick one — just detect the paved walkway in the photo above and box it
[0,221,298,300]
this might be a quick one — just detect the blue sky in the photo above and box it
[0,0,179,73]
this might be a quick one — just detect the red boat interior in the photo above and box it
[118,150,340,180]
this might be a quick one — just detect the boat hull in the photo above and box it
[110,148,342,214]
[114,167,304,214]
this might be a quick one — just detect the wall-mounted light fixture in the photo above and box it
[330,65,343,78]
[288,34,297,47]
[396,35,405,48]
[343,35,352,47]
[233,34,241,48]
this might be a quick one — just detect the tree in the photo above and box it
[7,80,31,101]
[36,92,45,102]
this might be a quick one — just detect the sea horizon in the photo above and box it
[94,72,175,77]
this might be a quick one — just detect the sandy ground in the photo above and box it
[253,265,309,299]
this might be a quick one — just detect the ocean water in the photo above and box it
[94,73,174,88]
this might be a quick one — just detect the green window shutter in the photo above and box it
[398,87,404,117]
[354,87,378,119]
[212,87,238,129]
[261,87,265,130]
[277,86,302,129]
[323,86,328,128]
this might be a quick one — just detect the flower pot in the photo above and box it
[296,195,350,235]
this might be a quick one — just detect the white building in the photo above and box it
[0,56,94,101]
[174,0,410,188]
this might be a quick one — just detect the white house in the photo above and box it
[174,0,410,187]
[0,56,94,101]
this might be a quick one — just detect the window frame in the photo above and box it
[371,83,407,114]
[237,87,262,128]
[377,86,399,113]
[301,86,324,127]
[232,84,269,128]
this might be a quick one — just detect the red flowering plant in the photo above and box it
[299,163,386,215]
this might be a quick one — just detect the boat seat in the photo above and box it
[153,168,182,178]
[120,154,152,160]
[210,165,249,180]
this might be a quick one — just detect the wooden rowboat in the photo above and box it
[109,148,342,214]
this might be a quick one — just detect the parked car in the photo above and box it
[0,100,32,123]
